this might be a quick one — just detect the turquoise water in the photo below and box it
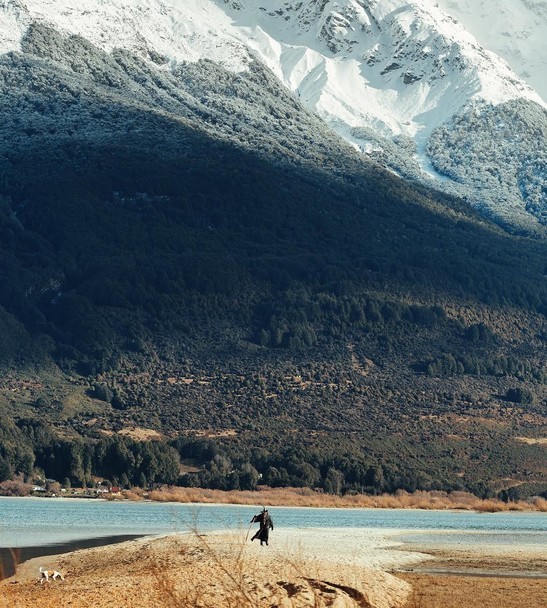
[1,497,545,550]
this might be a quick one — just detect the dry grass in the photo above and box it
[151,532,283,608]
[145,486,545,512]
[148,531,410,608]
[399,572,547,608]
[0,532,411,608]
[121,489,144,502]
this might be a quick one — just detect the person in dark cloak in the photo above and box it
[250,507,274,546]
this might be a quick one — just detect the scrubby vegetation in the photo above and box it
[0,24,545,499]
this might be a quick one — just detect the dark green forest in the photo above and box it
[0,24,546,498]
[2,418,546,501]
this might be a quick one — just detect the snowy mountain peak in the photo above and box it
[0,1,251,69]
[0,0,546,231]
[216,0,544,140]
[436,0,547,104]
[0,1,543,141]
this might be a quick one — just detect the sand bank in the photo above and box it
[1,526,545,607]
[0,530,413,608]
[396,537,547,577]
[257,527,434,571]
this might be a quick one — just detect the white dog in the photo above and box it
[39,566,64,584]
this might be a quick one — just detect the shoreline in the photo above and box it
[2,497,545,579]
[3,524,546,581]
[4,487,546,513]
[404,568,547,579]
[0,535,144,580]
[2,497,545,606]
[2,530,546,608]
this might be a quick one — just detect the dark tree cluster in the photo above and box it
[425,353,545,381]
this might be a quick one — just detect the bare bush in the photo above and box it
[0,479,32,497]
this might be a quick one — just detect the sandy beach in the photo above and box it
[1,523,546,608]
[0,529,412,608]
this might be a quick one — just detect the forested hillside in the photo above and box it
[0,24,545,499]
[427,99,547,230]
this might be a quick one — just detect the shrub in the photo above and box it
[0,479,32,496]
[506,387,536,405]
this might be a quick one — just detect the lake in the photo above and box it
[1,497,545,550]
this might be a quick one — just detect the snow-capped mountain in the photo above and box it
[0,0,546,231]
[436,0,547,104]
[2,1,542,142]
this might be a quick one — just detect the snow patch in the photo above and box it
[1,0,544,145]
[0,0,545,229]
[436,0,547,103]
[0,0,251,70]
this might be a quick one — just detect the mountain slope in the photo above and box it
[0,21,545,496]
[437,0,547,104]
[219,0,547,232]
[1,0,545,232]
